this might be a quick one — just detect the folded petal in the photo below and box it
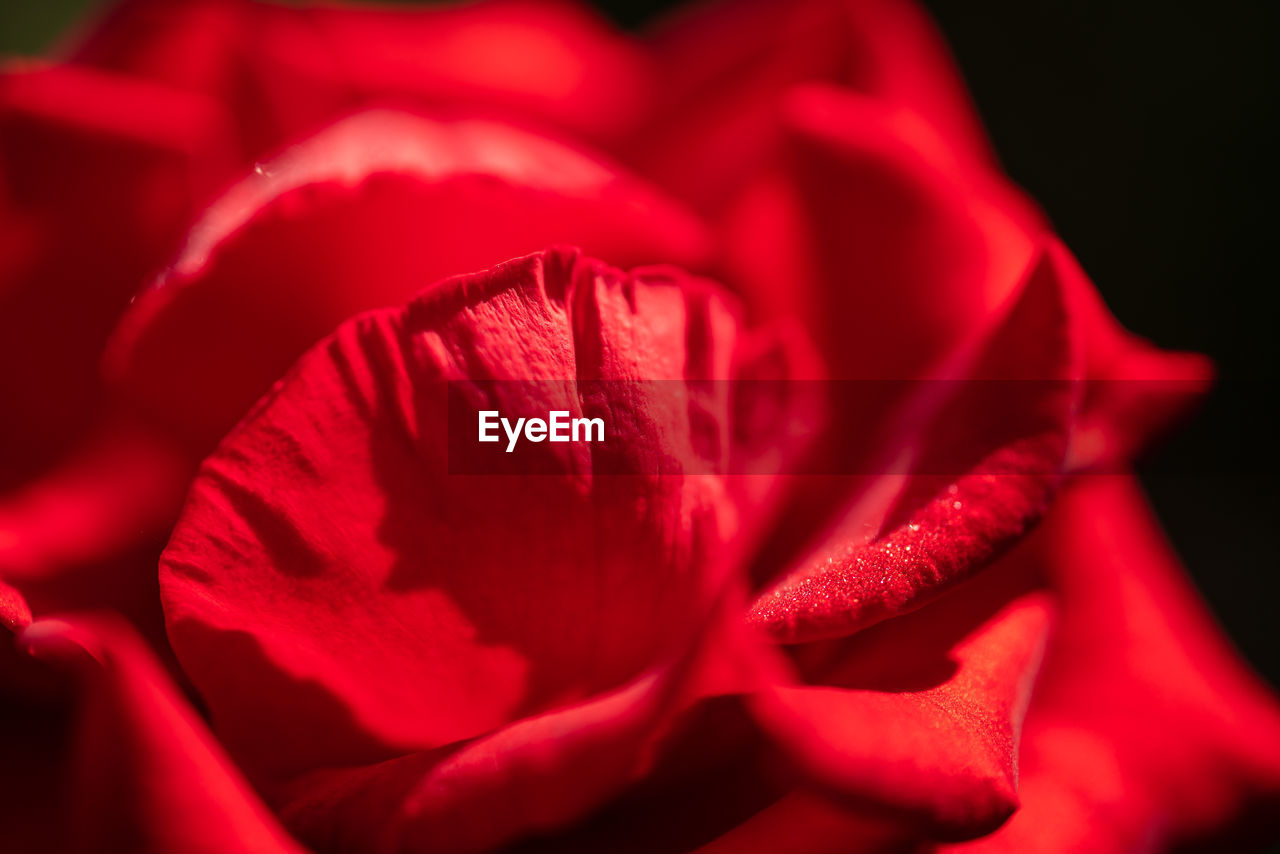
[0,412,191,584]
[750,564,1051,840]
[159,249,772,853]
[757,83,1040,381]
[0,411,191,647]
[14,614,304,854]
[276,666,693,854]
[635,0,994,209]
[106,109,711,449]
[749,242,1078,642]
[946,477,1280,852]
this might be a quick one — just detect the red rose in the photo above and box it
[1,1,1276,853]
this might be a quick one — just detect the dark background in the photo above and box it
[2,2,1276,686]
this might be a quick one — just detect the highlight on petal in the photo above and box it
[159,248,784,849]
[749,242,1079,642]
[749,562,1052,840]
[15,614,304,854]
[70,0,651,150]
[945,476,1280,852]
[105,109,711,450]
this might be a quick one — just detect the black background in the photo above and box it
[2,1,1276,686]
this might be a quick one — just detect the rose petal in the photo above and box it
[635,0,994,210]
[691,791,909,854]
[0,578,31,632]
[750,565,1052,840]
[106,109,711,450]
[16,614,304,854]
[71,0,650,150]
[1045,240,1215,472]
[748,242,1079,642]
[765,83,1041,380]
[160,249,757,803]
[0,413,191,584]
[276,665,695,854]
[944,476,1280,851]
[0,63,232,477]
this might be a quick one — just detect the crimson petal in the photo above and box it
[15,614,304,854]
[160,249,772,848]
[748,242,1078,643]
[0,62,232,477]
[946,476,1280,852]
[71,0,650,151]
[748,566,1051,840]
[106,109,711,450]
[635,0,995,210]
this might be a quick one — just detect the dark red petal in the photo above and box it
[1046,240,1215,472]
[17,615,304,854]
[71,0,650,150]
[636,0,994,210]
[276,662,705,854]
[765,83,1041,380]
[160,249,751,797]
[944,476,1280,852]
[106,110,711,450]
[748,244,1079,642]
[0,413,191,584]
[0,63,233,475]
[692,791,910,854]
[749,567,1052,840]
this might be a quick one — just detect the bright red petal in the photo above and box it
[106,110,710,450]
[160,249,772,851]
